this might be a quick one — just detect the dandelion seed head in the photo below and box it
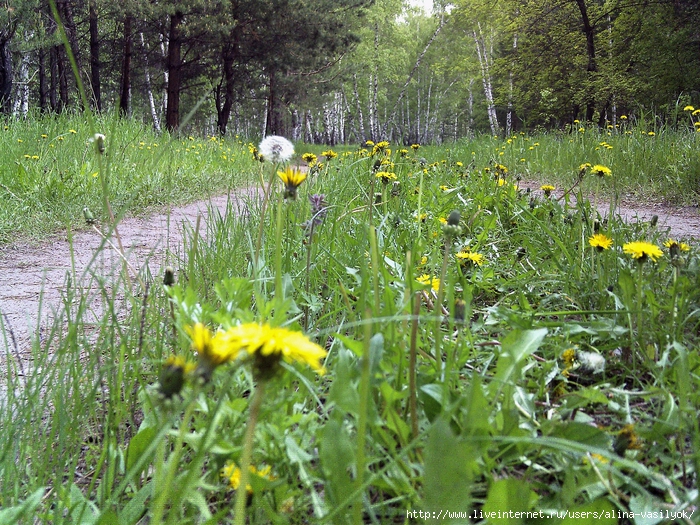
[259,135,295,163]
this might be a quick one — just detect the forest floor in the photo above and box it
[0,183,698,368]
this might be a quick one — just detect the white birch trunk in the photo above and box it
[472,23,499,136]
[13,46,29,117]
[140,32,161,132]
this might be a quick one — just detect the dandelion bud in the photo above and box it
[159,356,193,398]
[650,215,658,227]
[92,133,105,155]
[442,210,462,237]
[454,299,466,324]
[447,210,461,226]
[163,266,175,286]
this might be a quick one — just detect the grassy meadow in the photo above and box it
[1,113,700,524]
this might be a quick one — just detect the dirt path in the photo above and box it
[0,184,698,362]
[0,188,258,364]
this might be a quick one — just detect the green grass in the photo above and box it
[1,123,700,523]
[0,112,259,244]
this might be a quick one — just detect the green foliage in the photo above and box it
[2,125,700,523]
[0,113,256,242]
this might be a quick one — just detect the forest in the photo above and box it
[2,0,700,143]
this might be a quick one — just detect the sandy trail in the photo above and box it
[0,189,257,366]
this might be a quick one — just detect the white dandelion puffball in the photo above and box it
[259,135,294,163]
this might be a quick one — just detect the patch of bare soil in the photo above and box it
[0,188,258,370]
[519,180,700,240]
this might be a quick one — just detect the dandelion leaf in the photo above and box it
[483,478,535,525]
[422,418,472,522]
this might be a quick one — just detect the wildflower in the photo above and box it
[301,152,317,165]
[579,163,591,172]
[90,133,105,154]
[248,144,263,162]
[159,355,196,398]
[540,184,555,197]
[623,241,663,263]
[302,194,328,234]
[647,131,655,136]
[278,167,307,200]
[589,233,613,251]
[591,164,612,177]
[417,274,440,292]
[399,149,409,157]
[365,140,375,146]
[259,135,294,163]
[693,109,700,116]
[576,350,605,374]
[620,115,627,119]
[415,212,427,223]
[664,239,690,259]
[456,249,484,267]
[684,105,695,111]
[497,178,506,187]
[218,323,327,379]
[222,463,275,493]
[69,129,77,134]
[186,323,234,380]
[372,141,390,155]
[376,171,397,184]
[561,349,576,370]
[322,149,337,160]
[410,144,420,150]
[613,424,642,455]
[41,134,48,139]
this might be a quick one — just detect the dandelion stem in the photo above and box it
[353,311,372,525]
[234,380,267,525]
[274,194,285,299]
[409,292,420,440]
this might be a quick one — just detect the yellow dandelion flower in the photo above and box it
[620,115,628,119]
[591,164,612,177]
[278,167,307,200]
[693,109,700,116]
[301,152,317,164]
[218,323,327,377]
[589,233,613,251]
[623,241,663,263]
[411,143,420,150]
[186,323,235,380]
[69,129,77,134]
[322,149,337,159]
[456,249,484,267]
[684,105,695,111]
[540,184,555,196]
[497,178,506,186]
[416,274,440,292]
[376,171,397,183]
[222,463,275,493]
[647,131,655,136]
[664,239,690,257]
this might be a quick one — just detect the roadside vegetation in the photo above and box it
[1,117,699,523]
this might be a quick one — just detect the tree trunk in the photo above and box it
[55,0,82,107]
[472,23,499,136]
[165,11,184,132]
[216,42,236,135]
[13,45,30,116]
[89,0,101,111]
[0,38,12,114]
[140,32,161,131]
[119,15,132,116]
[38,46,47,111]
[574,0,597,121]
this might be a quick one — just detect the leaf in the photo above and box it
[119,482,153,525]
[319,419,356,512]
[422,419,472,522]
[483,478,533,525]
[0,488,45,522]
[492,328,548,392]
[126,426,157,473]
[548,422,611,449]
